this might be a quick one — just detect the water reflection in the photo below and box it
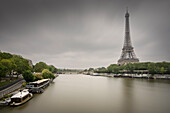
[1,74,170,113]
[121,78,134,113]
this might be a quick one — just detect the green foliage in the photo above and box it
[2,98,5,101]
[0,52,32,79]
[113,66,119,74]
[22,82,26,87]
[133,62,149,70]
[148,63,157,75]
[107,64,119,73]
[106,62,170,75]
[49,65,58,73]
[3,94,10,98]
[0,78,10,87]
[0,52,13,60]
[88,68,94,71]
[41,69,55,79]
[34,73,43,81]
[22,70,34,82]
[0,59,13,75]
[12,55,31,75]
[0,78,19,87]
[34,62,49,72]
[94,67,107,73]
[0,62,8,79]
[160,67,165,75]
[125,63,134,73]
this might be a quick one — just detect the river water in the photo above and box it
[1,74,170,113]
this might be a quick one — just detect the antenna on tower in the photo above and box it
[126,7,128,13]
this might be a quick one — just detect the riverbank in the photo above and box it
[0,79,25,98]
[84,72,170,80]
[0,75,59,106]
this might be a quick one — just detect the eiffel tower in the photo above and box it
[118,9,139,65]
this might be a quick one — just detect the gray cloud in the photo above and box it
[0,0,170,69]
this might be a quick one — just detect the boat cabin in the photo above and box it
[10,89,33,106]
[26,79,49,89]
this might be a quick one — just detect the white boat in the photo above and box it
[10,89,33,106]
[92,73,100,76]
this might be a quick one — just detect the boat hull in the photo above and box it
[10,93,33,107]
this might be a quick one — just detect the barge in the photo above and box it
[10,89,33,106]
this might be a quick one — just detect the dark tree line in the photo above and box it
[33,62,58,73]
[89,62,170,75]
[0,51,58,82]
[0,52,31,80]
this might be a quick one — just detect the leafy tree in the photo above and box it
[0,59,13,75]
[160,67,166,75]
[0,62,8,80]
[12,55,31,76]
[22,70,34,82]
[41,69,55,79]
[49,65,58,73]
[107,65,114,73]
[34,62,49,72]
[107,64,120,74]
[113,66,120,74]
[125,63,134,74]
[34,73,43,81]
[148,63,156,75]
[53,68,58,73]
[0,52,13,60]
[84,69,87,71]
[88,68,94,71]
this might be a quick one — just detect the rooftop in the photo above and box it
[29,79,49,84]
[11,89,29,98]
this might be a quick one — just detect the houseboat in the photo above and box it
[26,79,50,93]
[10,89,33,106]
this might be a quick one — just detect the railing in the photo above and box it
[0,79,25,98]
[0,78,24,91]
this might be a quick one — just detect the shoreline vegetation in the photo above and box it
[0,51,58,100]
[0,50,61,102]
[85,62,170,76]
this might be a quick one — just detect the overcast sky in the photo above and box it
[0,0,170,69]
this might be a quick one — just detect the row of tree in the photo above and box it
[22,69,55,82]
[33,62,58,73]
[0,51,58,81]
[0,52,31,80]
[88,62,170,75]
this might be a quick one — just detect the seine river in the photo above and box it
[1,74,170,113]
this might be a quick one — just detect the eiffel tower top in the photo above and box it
[125,7,129,17]
[117,8,139,65]
[123,7,132,48]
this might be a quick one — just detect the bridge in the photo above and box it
[57,70,83,74]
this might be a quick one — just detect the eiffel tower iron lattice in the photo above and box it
[118,9,139,65]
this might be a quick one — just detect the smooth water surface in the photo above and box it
[1,74,170,113]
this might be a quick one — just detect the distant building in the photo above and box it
[27,59,33,68]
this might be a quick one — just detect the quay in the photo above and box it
[84,72,170,80]
[0,79,25,98]
[0,75,58,106]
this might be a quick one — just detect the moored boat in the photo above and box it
[10,89,33,106]
[92,73,100,76]
[26,79,50,93]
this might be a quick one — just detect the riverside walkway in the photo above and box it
[0,79,25,98]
